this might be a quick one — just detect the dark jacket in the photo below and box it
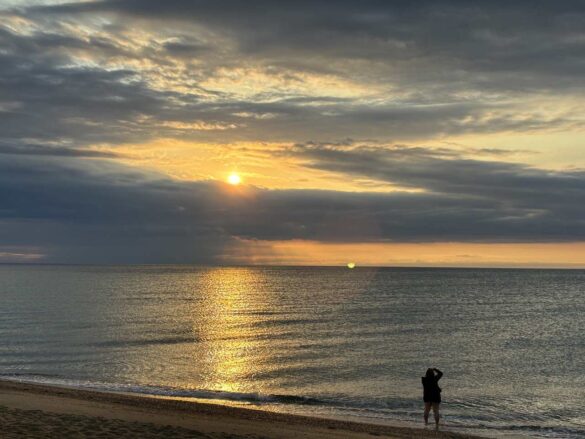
[422,369,443,403]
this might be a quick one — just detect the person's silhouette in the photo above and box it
[422,367,443,428]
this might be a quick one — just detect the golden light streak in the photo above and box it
[193,268,271,393]
[222,240,585,268]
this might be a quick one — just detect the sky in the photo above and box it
[1,0,584,267]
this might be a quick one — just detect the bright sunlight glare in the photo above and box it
[228,173,242,185]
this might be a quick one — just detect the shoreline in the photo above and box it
[0,379,485,438]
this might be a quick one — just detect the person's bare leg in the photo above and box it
[423,402,431,425]
[432,403,440,429]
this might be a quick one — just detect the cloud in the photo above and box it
[286,141,585,216]
[1,147,583,263]
[0,155,233,263]
[0,1,583,263]
[0,1,581,147]
[34,0,585,92]
[162,39,211,57]
[0,142,122,157]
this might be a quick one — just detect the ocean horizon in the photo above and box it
[2,263,584,269]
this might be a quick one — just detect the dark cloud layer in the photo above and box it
[0,0,580,147]
[1,149,583,263]
[39,0,585,91]
[0,142,121,158]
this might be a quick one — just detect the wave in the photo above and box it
[0,373,322,406]
[92,336,197,348]
[2,374,583,438]
[456,422,585,438]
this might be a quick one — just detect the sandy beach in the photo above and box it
[0,379,484,438]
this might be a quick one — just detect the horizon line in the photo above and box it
[1,262,584,270]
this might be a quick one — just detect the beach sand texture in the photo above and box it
[0,380,483,438]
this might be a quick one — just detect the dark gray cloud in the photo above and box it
[287,142,585,204]
[0,142,121,157]
[1,148,583,263]
[0,23,575,148]
[0,43,160,145]
[35,0,585,92]
[0,156,230,263]
[0,0,579,147]
[162,39,211,57]
[0,24,241,147]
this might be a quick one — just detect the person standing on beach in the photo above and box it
[422,367,443,428]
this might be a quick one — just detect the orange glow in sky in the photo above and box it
[221,240,585,268]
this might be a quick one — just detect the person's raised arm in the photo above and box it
[433,368,443,380]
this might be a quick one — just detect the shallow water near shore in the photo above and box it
[0,265,584,438]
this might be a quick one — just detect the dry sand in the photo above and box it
[0,379,484,438]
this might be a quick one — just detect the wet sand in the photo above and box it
[0,379,483,438]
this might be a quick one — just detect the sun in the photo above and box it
[227,173,241,185]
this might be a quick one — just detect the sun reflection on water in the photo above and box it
[193,267,269,394]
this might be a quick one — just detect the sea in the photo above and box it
[0,265,583,438]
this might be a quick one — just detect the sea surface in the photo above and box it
[0,265,583,438]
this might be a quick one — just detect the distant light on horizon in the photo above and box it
[347,262,356,269]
